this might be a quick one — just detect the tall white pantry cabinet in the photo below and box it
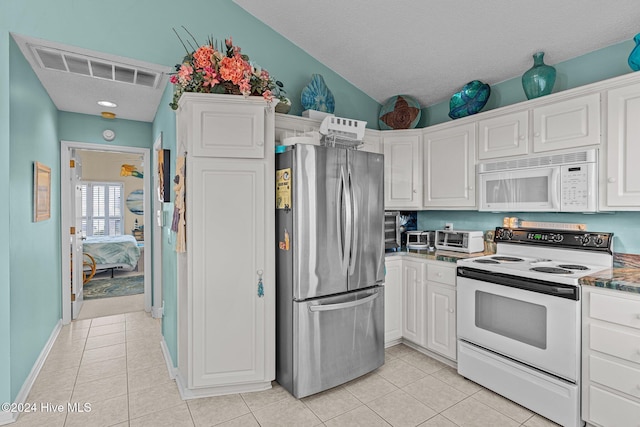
[175,93,276,398]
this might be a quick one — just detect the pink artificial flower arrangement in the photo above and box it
[170,28,276,110]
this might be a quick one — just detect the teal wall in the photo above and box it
[151,85,178,366]
[0,27,12,408]
[418,211,640,255]
[420,39,636,127]
[8,36,62,400]
[58,113,153,149]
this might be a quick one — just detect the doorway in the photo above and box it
[60,140,154,324]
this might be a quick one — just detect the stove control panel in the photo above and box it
[494,227,613,252]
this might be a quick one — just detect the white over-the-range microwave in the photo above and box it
[478,149,597,212]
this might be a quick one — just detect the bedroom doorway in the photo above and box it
[60,141,154,324]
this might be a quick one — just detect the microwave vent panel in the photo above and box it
[478,149,596,173]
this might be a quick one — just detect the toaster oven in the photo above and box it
[435,230,484,253]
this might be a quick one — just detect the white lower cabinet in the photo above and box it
[402,259,426,347]
[384,258,403,345]
[396,256,457,361]
[582,287,640,426]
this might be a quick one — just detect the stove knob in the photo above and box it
[595,236,604,246]
[581,234,591,245]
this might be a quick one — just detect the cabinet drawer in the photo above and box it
[590,354,640,399]
[427,263,456,286]
[590,323,640,364]
[591,292,640,330]
[589,386,640,427]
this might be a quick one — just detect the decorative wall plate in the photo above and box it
[378,95,421,130]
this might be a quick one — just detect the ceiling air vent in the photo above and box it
[30,45,162,88]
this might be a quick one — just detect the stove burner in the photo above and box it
[557,264,589,271]
[530,266,573,274]
[491,256,524,262]
[474,259,500,264]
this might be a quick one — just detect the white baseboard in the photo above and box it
[0,320,63,425]
[0,411,15,425]
[151,307,163,319]
[160,336,177,380]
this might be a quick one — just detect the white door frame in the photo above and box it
[60,140,153,324]
[152,133,163,318]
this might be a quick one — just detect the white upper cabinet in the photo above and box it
[478,110,529,160]
[383,132,422,209]
[361,130,382,154]
[423,123,476,209]
[532,93,601,153]
[602,82,640,210]
[184,94,267,158]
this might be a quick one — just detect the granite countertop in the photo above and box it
[579,253,640,294]
[579,267,640,294]
[385,249,488,264]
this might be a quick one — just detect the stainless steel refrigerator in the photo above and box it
[275,143,385,398]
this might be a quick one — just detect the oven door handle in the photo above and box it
[457,267,579,300]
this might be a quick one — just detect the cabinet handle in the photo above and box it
[257,269,264,297]
[413,189,417,194]
[534,132,541,137]
[608,177,617,183]
[636,314,640,320]
[257,140,264,147]
[437,272,443,277]
[519,135,525,140]
[467,186,473,190]
[448,308,454,313]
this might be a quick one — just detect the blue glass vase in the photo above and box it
[522,52,556,100]
[628,33,640,71]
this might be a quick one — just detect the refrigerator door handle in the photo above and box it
[308,292,379,312]
[338,167,351,275]
[347,169,358,275]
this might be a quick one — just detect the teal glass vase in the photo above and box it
[628,33,640,71]
[522,52,556,100]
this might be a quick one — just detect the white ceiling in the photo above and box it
[234,0,640,108]
[10,2,640,122]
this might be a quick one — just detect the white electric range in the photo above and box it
[456,227,614,427]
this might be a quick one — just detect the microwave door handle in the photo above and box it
[551,169,561,210]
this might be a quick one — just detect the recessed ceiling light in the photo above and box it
[97,100,117,108]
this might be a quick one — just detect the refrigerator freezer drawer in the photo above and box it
[291,287,385,398]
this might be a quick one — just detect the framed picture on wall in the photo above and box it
[33,161,51,222]
[158,148,170,202]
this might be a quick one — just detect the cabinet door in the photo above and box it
[532,93,600,153]
[383,134,422,209]
[604,83,640,208]
[189,157,270,387]
[426,282,457,360]
[478,111,529,159]
[402,260,426,346]
[384,258,403,345]
[423,123,476,208]
[191,101,266,158]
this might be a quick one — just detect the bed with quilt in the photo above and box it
[83,234,141,276]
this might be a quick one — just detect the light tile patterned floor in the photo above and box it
[12,311,561,426]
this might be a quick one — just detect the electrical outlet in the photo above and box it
[445,223,453,230]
